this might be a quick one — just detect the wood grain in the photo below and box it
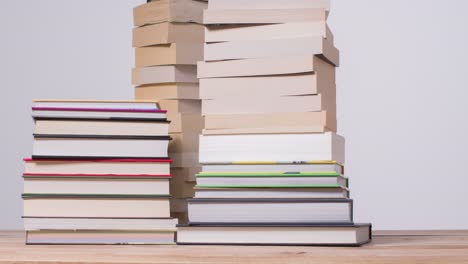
[0,231,467,264]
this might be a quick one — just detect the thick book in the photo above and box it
[198,55,335,78]
[169,133,199,153]
[132,22,204,47]
[23,173,171,195]
[158,99,201,114]
[34,119,169,136]
[187,198,353,224]
[170,172,196,198]
[199,133,345,164]
[135,43,203,67]
[169,152,199,168]
[172,166,201,183]
[201,161,343,174]
[195,172,347,188]
[132,65,197,86]
[23,194,171,218]
[26,230,176,245]
[203,111,336,135]
[32,135,170,159]
[200,74,336,100]
[23,217,178,231]
[133,0,207,26]
[167,113,203,133]
[32,100,161,111]
[206,21,333,42]
[203,8,328,25]
[177,223,372,246]
[202,94,335,115]
[208,0,331,11]
[204,37,339,66]
[194,186,349,199]
[135,83,199,101]
[23,158,172,175]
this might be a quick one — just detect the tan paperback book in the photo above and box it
[133,22,204,47]
[135,43,203,67]
[134,0,207,26]
[135,83,199,101]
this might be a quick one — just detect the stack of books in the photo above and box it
[23,100,177,245]
[177,0,372,246]
[132,0,207,223]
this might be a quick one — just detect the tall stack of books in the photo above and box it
[177,0,372,246]
[132,0,207,223]
[23,100,177,245]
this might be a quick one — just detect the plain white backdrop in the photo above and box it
[1,0,467,230]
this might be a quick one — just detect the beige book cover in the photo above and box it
[202,94,335,115]
[167,113,204,133]
[170,174,195,198]
[170,152,199,168]
[203,8,327,24]
[132,65,197,86]
[203,111,336,135]
[169,132,199,153]
[135,83,199,101]
[198,55,334,78]
[159,99,201,114]
[171,166,201,182]
[133,22,204,47]
[206,22,333,43]
[208,0,330,11]
[134,0,207,26]
[200,74,335,100]
[135,43,203,67]
[204,36,339,66]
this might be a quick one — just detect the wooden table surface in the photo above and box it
[0,230,467,264]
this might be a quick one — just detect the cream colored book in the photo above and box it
[132,65,197,86]
[199,132,345,164]
[135,43,203,67]
[172,166,202,182]
[203,111,335,135]
[34,119,170,136]
[208,0,330,11]
[135,83,199,101]
[133,22,204,47]
[200,74,335,99]
[204,37,339,66]
[159,99,201,114]
[198,55,333,78]
[170,152,199,168]
[170,198,188,213]
[206,22,333,43]
[203,8,327,24]
[134,0,207,26]
[169,132,199,153]
[202,94,334,115]
[23,196,170,218]
[170,174,195,198]
[167,113,203,133]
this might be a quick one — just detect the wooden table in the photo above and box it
[0,231,467,263]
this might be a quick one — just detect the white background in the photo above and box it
[0,0,467,230]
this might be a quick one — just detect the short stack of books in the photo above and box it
[132,0,207,223]
[23,100,177,245]
[177,0,372,246]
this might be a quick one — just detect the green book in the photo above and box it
[196,172,341,177]
[195,184,344,189]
